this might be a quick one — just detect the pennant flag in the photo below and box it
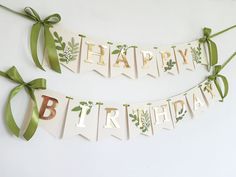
[136,48,159,78]
[175,42,195,71]
[156,46,179,76]
[185,86,208,117]
[200,80,221,105]
[35,89,69,138]
[127,103,153,138]
[97,103,127,140]
[168,94,192,126]
[150,100,174,132]
[50,26,80,73]
[110,44,137,79]
[80,37,109,77]
[63,98,99,141]
[189,40,208,66]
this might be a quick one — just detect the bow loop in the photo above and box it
[207,75,215,81]
[5,66,24,84]
[27,78,47,90]
[43,14,61,25]
[213,65,222,75]
[24,7,42,22]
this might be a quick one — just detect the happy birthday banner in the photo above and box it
[34,79,217,140]
[0,51,235,141]
[0,5,236,141]
[1,5,236,78]
[27,55,233,140]
[46,27,209,79]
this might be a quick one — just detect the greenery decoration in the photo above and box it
[129,109,151,133]
[54,32,79,64]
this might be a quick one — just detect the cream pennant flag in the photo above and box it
[127,103,153,139]
[62,98,99,141]
[79,37,110,77]
[150,100,174,132]
[175,42,196,71]
[97,103,127,140]
[188,40,208,66]
[156,46,179,76]
[35,89,69,138]
[136,48,159,78]
[168,94,192,126]
[200,80,221,105]
[110,44,137,79]
[185,86,208,117]
[50,26,80,72]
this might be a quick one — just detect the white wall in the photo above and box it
[0,0,236,177]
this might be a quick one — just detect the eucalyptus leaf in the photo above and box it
[72,106,81,111]
[112,50,120,54]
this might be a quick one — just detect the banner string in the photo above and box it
[220,51,236,70]
[210,25,236,39]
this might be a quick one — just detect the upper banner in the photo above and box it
[46,26,209,79]
[1,5,236,75]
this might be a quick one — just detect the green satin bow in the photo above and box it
[199,27,218,67]
[0,5,61,73]
[207,51,236,102]
[25,7,61,73]
[208,65,228,102]
[0,66,46,140]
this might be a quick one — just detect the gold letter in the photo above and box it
[153,104,170,124]
[178,49,189,64]
[85,42,107,65]
[39,95,59,120]
[76,105,90,128]
[160,51,171,66]
[141,50,153,68]
[104,108,120,128]
[193,94,204,111]
[173,100,186,119]
[113,48,130,68]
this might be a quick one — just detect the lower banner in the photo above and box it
[33,79,220,141]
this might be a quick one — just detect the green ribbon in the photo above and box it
[199,27,218,67]
[26,7,61,73]
[207,52,236,102]
[0,66,46,140]
[0,5,61,73]
[208,65,228,102]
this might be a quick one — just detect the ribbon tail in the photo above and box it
[208,39,218,66]
[30,23,45,71]
[23,99,39,141]
[5,85,24,137]
[214,75,229,102]
[44,26,61,73]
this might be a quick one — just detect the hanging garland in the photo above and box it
[0,4,235,141]
[0,4,236,77]
[0,52,234,140]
